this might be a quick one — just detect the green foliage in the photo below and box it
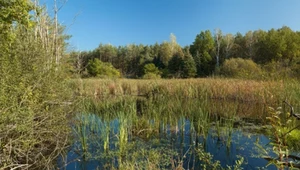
[182,49,197,78]
[221,58,262,79]
[256,105,300,169]
[168,47,197,78]
[190,30,215,76]
[262,61,294,80]
[0,2,73,169]
[291,59,300,79]
[159,42,173,67]
[167,50,184,78]
[197,146,244,170]
[143,63,161,75]
[68,26,300,80]
[285,129,300,151]
[87,58,121,78]
[0,0,33,31]
[143,63,161,79]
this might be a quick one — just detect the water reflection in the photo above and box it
[59,114,277,169]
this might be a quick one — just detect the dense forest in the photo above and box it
[69,27,300,79]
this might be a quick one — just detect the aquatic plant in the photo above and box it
[259,104,300,169]
[196,145,244,170]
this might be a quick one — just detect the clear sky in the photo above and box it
[44,0,300,51]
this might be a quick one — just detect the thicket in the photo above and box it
[0,0,73,169]
[220,58,262,79]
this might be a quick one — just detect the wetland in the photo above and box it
[59,79,300,169]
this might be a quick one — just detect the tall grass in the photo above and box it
[70,93,258,167]
[72,78,300,106]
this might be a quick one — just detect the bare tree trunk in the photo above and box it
[32,0,67,69]
[224,34,234,59]
[214,29,222,68]
[54,0,59,65]
[54,0,67,65]
[34,0,38,39]
[245,31,254,59]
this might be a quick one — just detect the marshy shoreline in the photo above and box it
[57,78,300,169]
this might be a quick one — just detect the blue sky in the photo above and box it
[44,0,300,51]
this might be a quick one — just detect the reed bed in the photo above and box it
[72,78,300,105]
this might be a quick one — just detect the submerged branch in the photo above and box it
[283,100,300,120]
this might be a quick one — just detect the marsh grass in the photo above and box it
[73,78,300,105]
[69,92,259,169]
[66,78,300,169]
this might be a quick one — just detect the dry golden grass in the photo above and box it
[72,78,299,105]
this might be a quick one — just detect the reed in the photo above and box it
[72,78,300,105]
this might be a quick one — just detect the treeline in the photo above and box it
[69,26,300,79]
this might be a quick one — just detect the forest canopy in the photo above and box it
[69,26,300,80]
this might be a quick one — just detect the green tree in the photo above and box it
[125,44,144,77]
[95,43,118,63]
[168,49,184,78]
[279,26,300,66]
[231,32,246,59]
[190,30,215,76]
[158,33,182,69]
[0,0,33,33]
[252,30,267,63]
[159,42,173,67]
[182,48,197,78]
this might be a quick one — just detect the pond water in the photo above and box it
[57,97,296,169]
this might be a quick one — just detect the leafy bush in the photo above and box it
[142,63,161,79]
[143,73,161,79]
[87,58,120,78]
[221,58,262,79]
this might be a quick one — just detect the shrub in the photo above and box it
[221,58,262,79]
[143,73,161,79]
[87,58,120,78]
[142,63,161,79]
[263,61,289,79]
